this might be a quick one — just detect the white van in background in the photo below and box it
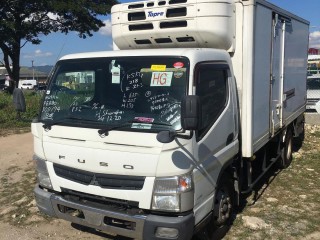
[306,75,320,113]
[19,79,37,90]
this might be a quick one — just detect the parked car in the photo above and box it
[21,83,34,90]
[19,79,37,90]
[306,75,320,113]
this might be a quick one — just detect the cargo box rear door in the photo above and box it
[270,14,286,136]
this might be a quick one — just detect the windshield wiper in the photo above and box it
[98,120,172,137]
[42,116,97,131]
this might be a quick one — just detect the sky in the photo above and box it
[14,0,320,67]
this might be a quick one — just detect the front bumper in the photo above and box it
[34,185,194,240]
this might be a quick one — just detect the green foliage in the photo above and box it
[0,94,10,109]
[1,0,119,42]
[0,91,42,129]
[0,0,119,85]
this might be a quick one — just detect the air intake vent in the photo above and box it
[166,7,187,18]
[128,12,146,21]
[169,0,187,4]
[155,38,173,43]
[54,164,146,190]
[135,39,152,44]
[129,23,154,31]
[160,21,187,29]
[177,36,195,42]
[54,164,93,185]
[128,3,144,9]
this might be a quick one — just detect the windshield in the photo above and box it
[40,57,189,132]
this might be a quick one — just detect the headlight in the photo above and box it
[151,173,194,212]
[33,155,53,190]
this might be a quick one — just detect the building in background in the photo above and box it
[308,48,320,75]
[0,66,49,86]
[309,48,319,55]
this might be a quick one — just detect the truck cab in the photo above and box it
[33,48,239,239]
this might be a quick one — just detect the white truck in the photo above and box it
[19,79,37,89]
[32,0,309,239]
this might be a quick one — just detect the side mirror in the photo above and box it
[156,131,177,143]
[181,95,201,130]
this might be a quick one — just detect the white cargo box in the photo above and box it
[111,0,309,157]
[232,0,309,156]
[112,0,235,51]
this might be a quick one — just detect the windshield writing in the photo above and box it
[41,57,188,131]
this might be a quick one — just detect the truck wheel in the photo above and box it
[213,174,235,226]
[278,128,293,169]
[293,123,305,151]
[207,174,236,239]
[194,174,235,240]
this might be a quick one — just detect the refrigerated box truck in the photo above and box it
[32,0,309,239]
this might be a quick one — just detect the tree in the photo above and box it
[0,0,118,88]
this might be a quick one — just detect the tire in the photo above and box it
[293,123,305,151]
[196,174,235,240]
[278,128,293,169]
[212,174,235,227]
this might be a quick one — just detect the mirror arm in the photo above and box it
[156,130,194,143]
[175,130,193,140]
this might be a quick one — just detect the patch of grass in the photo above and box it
[0,91,42,136]
[224,125,320,239]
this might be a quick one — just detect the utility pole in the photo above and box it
[32,60,35,80]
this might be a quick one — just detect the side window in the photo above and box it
[196,64,228,139]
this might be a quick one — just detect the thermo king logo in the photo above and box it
[148,11,164,17]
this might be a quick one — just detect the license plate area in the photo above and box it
[104,216,136,230]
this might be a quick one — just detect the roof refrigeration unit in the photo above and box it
[112,0,235,51]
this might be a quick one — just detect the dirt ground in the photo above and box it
[0,130,319,240]
[0,133,117,240]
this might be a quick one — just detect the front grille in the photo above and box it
[54,164,93,185]
[53,164,145,190]
[60,188,140,209]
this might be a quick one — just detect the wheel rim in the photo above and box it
[215,188,232,225]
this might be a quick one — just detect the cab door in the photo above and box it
[192,62,239,222]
